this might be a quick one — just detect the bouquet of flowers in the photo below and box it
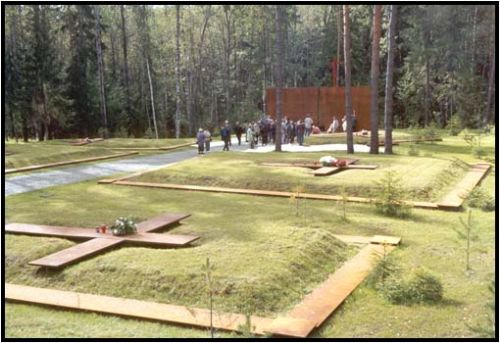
[111,217,137,236]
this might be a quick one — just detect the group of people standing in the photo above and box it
[327,111,357,133]
[196,112,356,154]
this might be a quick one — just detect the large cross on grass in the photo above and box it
[261,158,378,176]
[6,213,198,268]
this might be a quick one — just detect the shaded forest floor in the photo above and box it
[4,129,496,338]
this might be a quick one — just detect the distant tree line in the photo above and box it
[3,4,496,141]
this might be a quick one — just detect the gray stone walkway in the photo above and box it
[5,139,247,197]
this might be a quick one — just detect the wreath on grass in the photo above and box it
[111,217,137,236]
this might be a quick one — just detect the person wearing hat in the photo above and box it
[196,128,206,154]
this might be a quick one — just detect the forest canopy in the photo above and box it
[3,4,496,141]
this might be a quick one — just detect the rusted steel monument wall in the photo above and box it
[265,87,371,131]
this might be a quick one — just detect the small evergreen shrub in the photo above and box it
[467,188,495,212]
[421,122,441,140]
[381,269,443,305]
[374,171,412,218]
[407,270,444,303]
[366,250,399,288]
[447,115,463,136]
[472,146,486,158]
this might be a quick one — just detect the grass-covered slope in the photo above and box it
[5,180,356,318]
[130,151,467,202]
[5,143,117,169]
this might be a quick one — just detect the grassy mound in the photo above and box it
[130,152,466,202]
[6,230,355,316]
[5,181,357,317]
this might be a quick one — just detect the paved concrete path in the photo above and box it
[5,139,375,197]
[5,139,246,197]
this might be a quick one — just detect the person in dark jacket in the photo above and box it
[234,121,244,145]
[196,128,205,154]
[221,124,231,151]
[295,120,305,146]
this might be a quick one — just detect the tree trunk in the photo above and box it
[343,5,354,154]
[384,5,398,154]
[485,27,495,127]
[471,6,478,73]
[175,5,181,138]
[120,5,132,116]
[109,30,117,81]
[275,5,285,152]
[186,68,193,134]
[94,5,108,137]
[369,5,382,154]
[336,5,342,87]
[223,5,232,119]
[146,58,159,139]
[423,14,431,127]
[41,82,50,141]
[23,123,29,142]
[8,6,20,140]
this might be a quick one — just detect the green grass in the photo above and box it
[5,143,117,169]
[5,138,194,169]
[4,130,496,338]
[6,302,236,338]
[5,180,358,317]
[130,151,468,202]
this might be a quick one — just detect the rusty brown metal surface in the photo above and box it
[266,87,371,131]
[7,212,198,268]
[6,223,101,239]
[136,213,191,233]
[112,180,441,209]
[438,163,491,208]
[29,238,123,268]
[312,167,341,176]
[5,283,276,336]
[287,244,397,327]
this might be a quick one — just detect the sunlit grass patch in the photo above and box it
[129,151,467,202]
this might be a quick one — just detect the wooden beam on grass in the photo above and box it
[5,151,139,174]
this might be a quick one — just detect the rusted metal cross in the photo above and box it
[6,213,198,268]
[261,158,378,176]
